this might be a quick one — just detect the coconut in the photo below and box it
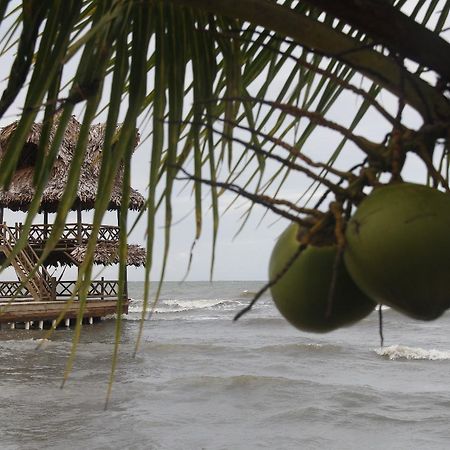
[344,183,450,320]
[269,223,375,333]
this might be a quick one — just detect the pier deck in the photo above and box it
[0,278,128,327]
[0,298,128,325]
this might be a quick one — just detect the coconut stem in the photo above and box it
[378,305,384,348]
[326,202,346,318]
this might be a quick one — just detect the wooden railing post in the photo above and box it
[77,207,82,244]
[101,276,105,301]
[51,277,57,301]
[44,211,49,240]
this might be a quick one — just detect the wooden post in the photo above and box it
[77,206,82,244]
[116,210,128,301]
[117,209,128,299]
[41,228,49,285]
[0,206,3,225]
[51,277,57,301]
[43,210,49,240]
[76,207,82,279]
[101,276,105,301]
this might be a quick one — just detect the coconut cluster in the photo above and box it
[269,183,450,333]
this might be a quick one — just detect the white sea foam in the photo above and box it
[163,299,226,310]
[128,298,238,314]
[240,289,258,298]
[376,345,450,360]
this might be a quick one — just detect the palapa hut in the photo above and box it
[0,115,146,329]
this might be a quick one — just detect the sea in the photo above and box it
[1,280,450,450]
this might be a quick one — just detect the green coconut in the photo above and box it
[269,223,376,333]
[344,182,450,320]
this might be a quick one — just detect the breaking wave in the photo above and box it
[239,289,259,298]
[128,298,243,314]
[376,345,450,360]
[258,342,341,353]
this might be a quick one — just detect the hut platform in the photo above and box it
[0,278,129,329]
[0,298,129,329]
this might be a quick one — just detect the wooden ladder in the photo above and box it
[0,224,53,301]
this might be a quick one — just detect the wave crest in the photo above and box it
[128,298,240,314]
[239,290,258,298]
[376,345,450,360]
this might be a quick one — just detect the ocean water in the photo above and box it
[1,280,450,450]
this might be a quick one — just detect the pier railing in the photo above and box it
[56,279,123,300]
[12,223,120,248]
[0,282,32,300]
[0,279,125,302]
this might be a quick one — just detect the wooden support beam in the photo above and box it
[50,277,57,301]
[77,207,82,244]
[101,276,105,301]
[43,211,49,240]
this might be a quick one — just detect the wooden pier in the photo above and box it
[0,222,135,328]
[0,299,128,329]
[0,277,128,327]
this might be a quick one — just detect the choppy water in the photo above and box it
[1,281,450,450]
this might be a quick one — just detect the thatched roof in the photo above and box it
[70,243,146,267]
[0,116,145,212]
[0,242,146,267]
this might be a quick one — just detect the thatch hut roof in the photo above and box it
[0,116,145,212]
[70,243,146,267]
[0,242,146,267]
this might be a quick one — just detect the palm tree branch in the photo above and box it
[302,0,450,81]
[171,0,450,121]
